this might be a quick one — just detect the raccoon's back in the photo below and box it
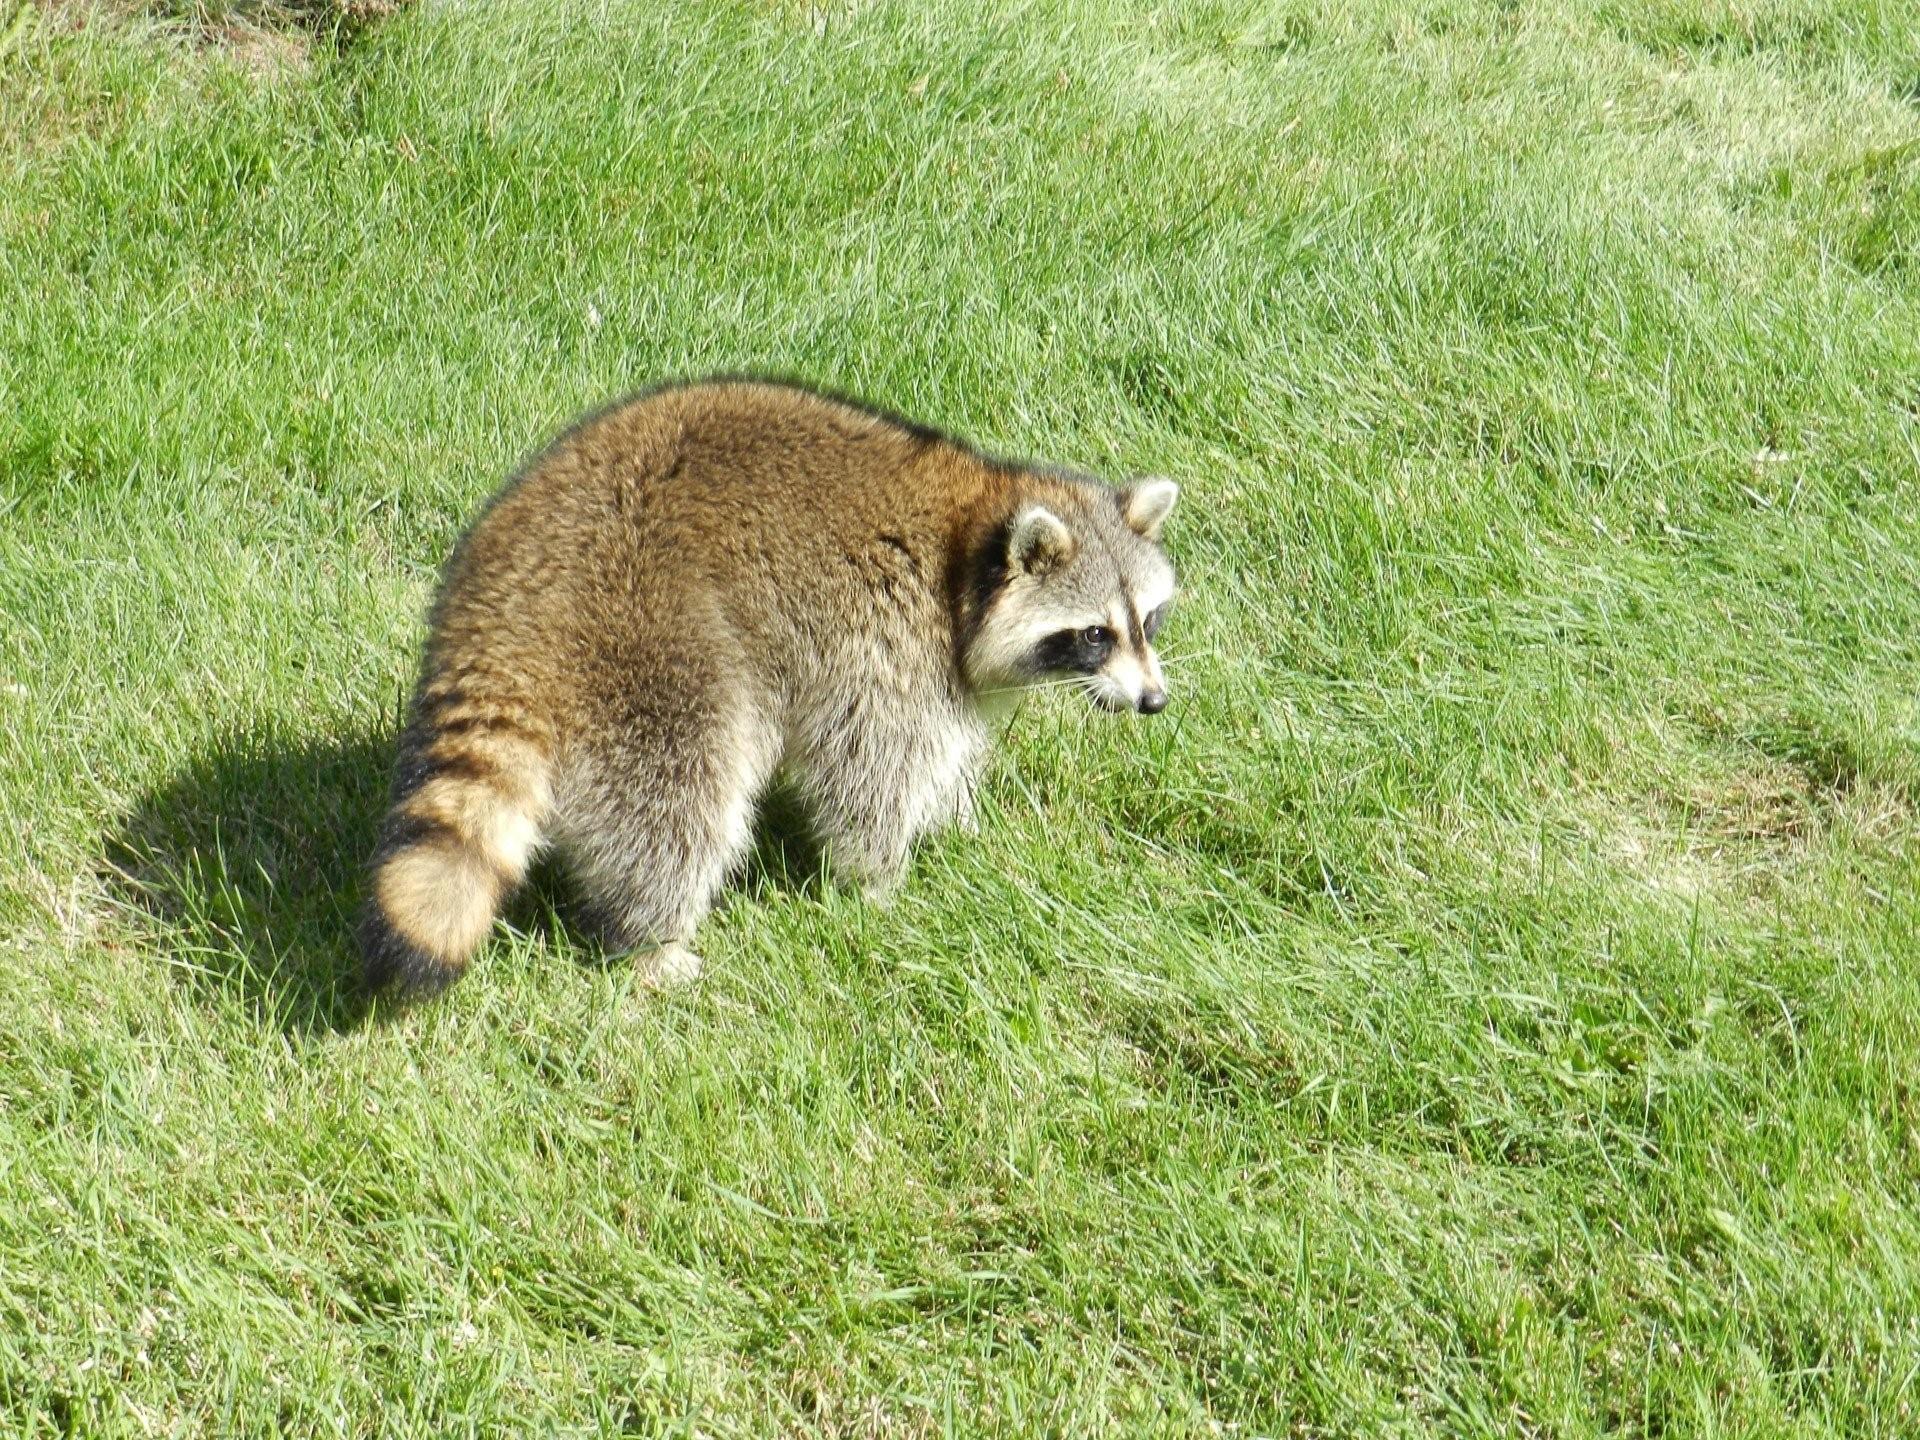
[450,382,982,652]
[559,380,954,534]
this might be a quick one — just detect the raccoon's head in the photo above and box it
[964,476,1179,714]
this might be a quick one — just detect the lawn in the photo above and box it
[3,0,1919,1433]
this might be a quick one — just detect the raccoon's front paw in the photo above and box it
[860,877,901,910]
[836,857,906,909]
[637,942,704,988]
[824,838,910,904]
[953,788,982,836]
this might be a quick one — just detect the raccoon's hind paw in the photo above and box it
[636,941,704,988]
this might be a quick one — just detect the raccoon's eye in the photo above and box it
[1142,605,1169,642]
[1035,625,1114,675]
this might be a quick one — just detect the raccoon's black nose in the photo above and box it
[1137,687,1167,715]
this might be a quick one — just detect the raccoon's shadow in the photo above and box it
[103,726,393,1036]
[736,783,835,900]
[105,726,834,1027]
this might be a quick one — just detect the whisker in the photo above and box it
[983,674,1101,697]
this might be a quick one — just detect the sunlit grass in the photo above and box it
[2,0,1918,1433]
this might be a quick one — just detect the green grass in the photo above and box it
[3,0,1920,1432]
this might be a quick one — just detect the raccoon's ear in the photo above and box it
[1122,477,1179,542]
[1008,504,1074,575]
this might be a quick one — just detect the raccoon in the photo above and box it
[360,378,1179,996]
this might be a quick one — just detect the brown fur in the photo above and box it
[360,378,1177,996]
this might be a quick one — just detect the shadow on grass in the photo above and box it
[103,725,391,1036]
[102,724,830,1034]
